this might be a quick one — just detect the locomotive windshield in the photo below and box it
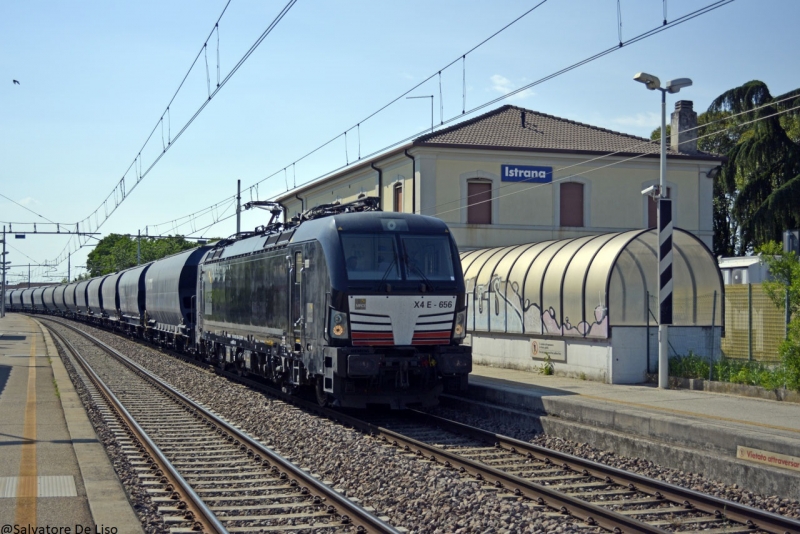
[341,233,455,282]
[401,235,455,281]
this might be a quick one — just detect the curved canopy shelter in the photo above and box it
[460,229,723,339]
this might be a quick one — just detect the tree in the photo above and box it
[85,234,201,277]
[708,81,800,255]
[651,81,800,256]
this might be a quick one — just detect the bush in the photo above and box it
[669,352,710,379]
[780,342,800,391]
[779,318,800,392]
[713,358,783,390]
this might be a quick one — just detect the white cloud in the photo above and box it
[490,75,535,100]
[18,196,39,207]
[611,112,660,129]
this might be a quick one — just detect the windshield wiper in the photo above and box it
[378,256,399,291]
[404,254,437,292]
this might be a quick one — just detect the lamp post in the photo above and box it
[634,72,692,389]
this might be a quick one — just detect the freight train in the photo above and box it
[5,198,472,409]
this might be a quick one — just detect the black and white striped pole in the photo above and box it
[634,72,691,388]
[658,196,673,388]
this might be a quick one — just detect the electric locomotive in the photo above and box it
[196,197,472,409]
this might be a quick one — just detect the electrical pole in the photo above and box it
[68,251,71,283]
[1,225,6,318]
[137,229,141,265]
[236,179,241,239]
[28,264,30,289]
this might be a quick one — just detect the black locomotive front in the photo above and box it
[320,213,471,408]
[196,201,471,409]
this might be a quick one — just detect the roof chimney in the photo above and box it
[520,109,526,129]
[670,100,697,154]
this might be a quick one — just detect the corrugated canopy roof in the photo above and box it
[460,229,723,339]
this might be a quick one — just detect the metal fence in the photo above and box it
[721,284,786,362]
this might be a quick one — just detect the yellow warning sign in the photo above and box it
[737,446,800,472]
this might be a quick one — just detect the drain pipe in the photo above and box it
[403,149,416,214]
[294,193,305,212]
[371,162,383,210]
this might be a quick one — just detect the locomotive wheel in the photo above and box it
[315,377,329,407]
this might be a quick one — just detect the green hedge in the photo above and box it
[669,342,800,392]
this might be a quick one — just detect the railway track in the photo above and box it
[41,317,398,534]
[343,411,800,534]
[38,316,800,534]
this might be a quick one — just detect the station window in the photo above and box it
[393,183,403,213]
[560,182,584,227]
[467,180,492,224]
[647,187,672,228]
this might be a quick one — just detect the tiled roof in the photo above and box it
[414,104,714,158]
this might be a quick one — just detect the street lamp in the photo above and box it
[634,72,692,389]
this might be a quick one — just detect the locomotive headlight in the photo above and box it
[453,311,467,339]
[330,311,349,339]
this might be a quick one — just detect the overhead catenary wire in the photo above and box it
[43,0,296,268]
[34,0,731,278]
[425,90,800,216]
[255,0,733,201]
[0,193,58,224]
[28,102,796,281]
[134,103,800,258]
[147,0,710,237]
[434,102,800,219]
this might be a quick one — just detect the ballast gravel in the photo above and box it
[427,405,800,520]
[53,332,170,534]
[57,319,800,531]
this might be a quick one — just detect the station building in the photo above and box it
[277,102,725,383]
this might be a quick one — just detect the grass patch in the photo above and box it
[537,354,555,375]
[669,350,798,391]
[52,378,60,399]
[669,351,710,379]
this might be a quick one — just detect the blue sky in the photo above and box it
[1,0,798,283]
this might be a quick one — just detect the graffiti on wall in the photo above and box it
[466,273,608,338]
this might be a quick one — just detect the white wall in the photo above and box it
[468,326,722,385]
[468,333,611,383]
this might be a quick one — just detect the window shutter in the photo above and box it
[394,184,403,213]
[560,182,584,227]
[467,182,492,224]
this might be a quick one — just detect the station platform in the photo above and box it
[0,313,142,533]
[449,364,800,500]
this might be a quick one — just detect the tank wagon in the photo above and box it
[3,289,15,312]
[43,286,56,311]
[18,197,471,409]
